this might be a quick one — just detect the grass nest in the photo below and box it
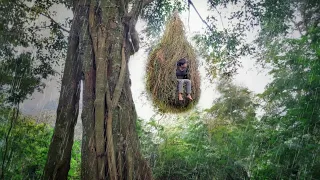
[146,13,201,113]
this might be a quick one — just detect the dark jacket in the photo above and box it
[176,67,189,79]
[176,58,190,79]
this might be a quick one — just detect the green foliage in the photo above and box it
[140,111,253,180]
[194,0,320,77]
[0,0,69,104]
[68,141,81,180]
[141,0,187,38]
[137,118,163,168]
[0,106,81,179]
[0,110,52,179]
[194,0,260,78]
[206,78,257,124]
[252,26,320,179]
[139,60,320,178]
[152,113,216,179]
[139,80,258,179]
[0,0,318,179]
[0,52,45,104]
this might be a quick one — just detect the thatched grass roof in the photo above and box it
[146,13,201,113]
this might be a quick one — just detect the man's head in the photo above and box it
[177,58,188,68]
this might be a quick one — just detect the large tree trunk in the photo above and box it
[81,0,153,179]
[43,0,154,179]
[42,2,84,179]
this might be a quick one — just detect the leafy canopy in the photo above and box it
[0,0,69,104]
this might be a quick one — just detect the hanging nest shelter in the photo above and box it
[146,13,201,113]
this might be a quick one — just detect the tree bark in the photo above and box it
[79,2,97,179]
[41,2,83,179]
[81,0,154,179]
[43,0,154,179]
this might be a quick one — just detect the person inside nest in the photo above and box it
[176,58,193,101]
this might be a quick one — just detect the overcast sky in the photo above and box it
[20,0,272,121]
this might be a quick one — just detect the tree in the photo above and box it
[204,79,257,178]
[0,1,70,178]
[0,104,81,180]
[248,1,320,178]
[0,114,52,180]
[0,0,69,104]
[193,0,320,78]
[134,79,258,179]
[251,26,320,179]
[206,78,257,125]
[41,0,319,179]
[42,0,186,179]
[140,111,252,180]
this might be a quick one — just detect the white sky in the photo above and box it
[20,0,272,121]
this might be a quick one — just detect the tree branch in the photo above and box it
[188,0,214,32]
[291,19,303,36]
[125,0,142,19]
[207,0,226,29]
[112,40,127,107]
[14,2,70,33]
[41,12,70,33]
[213,6,225,30]
[123,0,145,54]
[1,106,19,180]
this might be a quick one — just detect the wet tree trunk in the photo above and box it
[43,0,154,179]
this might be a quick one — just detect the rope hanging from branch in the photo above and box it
[188,0,214,32]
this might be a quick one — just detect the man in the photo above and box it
[176,58,193,101]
